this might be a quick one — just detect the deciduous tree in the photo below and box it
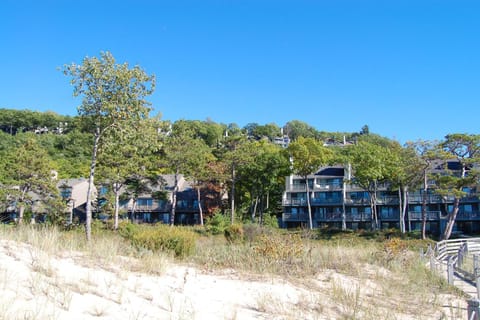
[63,51,155,240]
[437,134,480,240]
[287,137,332,229]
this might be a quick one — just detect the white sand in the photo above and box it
[0,239,467,319]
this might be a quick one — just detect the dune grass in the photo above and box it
[0,223,467,319]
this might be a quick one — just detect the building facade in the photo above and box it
[282,164,480,235]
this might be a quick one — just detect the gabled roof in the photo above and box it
[57,178,88,188]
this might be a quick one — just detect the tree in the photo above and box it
[63,51,155,241]
[283,120,318,141]
[1,138,58,224]
[181,136,214,226]
[97,118,160,229]
[387,142,424,233]
[237,140,290,224]
[407,140,440,239]
[161,129,213,225]
[437,134,480,240]
[346,141,390,230]
[287,137,332,229]
[221,136,256,224]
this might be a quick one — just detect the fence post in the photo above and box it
[468,299,480,320]
[475,255,480,300]
[474,255,479,277]
[430,255,436,273]
[448,256,454,285]
[458,244,464,269]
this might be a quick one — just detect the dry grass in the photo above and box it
[191,229,466,319]
[0,224,469,319]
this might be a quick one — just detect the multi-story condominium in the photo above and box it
[119,174,202,225]
[282,162,480,236]
[56,174,224,226]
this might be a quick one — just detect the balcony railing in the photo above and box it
[311,198,342,205]
[345,198,369,205]
[456,211,480,220]
[282,213,309,221]
[130,204,171,212]
[283,199,307,206]
[376,196,399,205]
[408,211,440,220]
[316,212,371,222]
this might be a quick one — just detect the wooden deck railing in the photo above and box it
[424,237,480,319]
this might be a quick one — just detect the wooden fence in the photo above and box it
[425,238,480,320]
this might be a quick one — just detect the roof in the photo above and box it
[57,178,88,188]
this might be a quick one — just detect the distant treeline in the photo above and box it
[0,108,366,144]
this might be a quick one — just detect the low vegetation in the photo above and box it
[0,222,466,319]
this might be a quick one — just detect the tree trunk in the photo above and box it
[442,197,460,240]
[259,196,264,225]
[265,192,269,210]
[170,170,179,226]
[402,186,408,233]
[113,183,120,230]
[370,182,378,230]
[131,199,137,223]
[341,180,347,231]
[69,203,74,225]
[18,205,25,225]
[230,164,235,224]
[251,196,259,224]
[196,183,203,226]
[85,129,101,241]
[398,187,403,233]
[421,169,428,240]
[306,179,313,230]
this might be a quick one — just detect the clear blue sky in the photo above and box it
[1,0,479,143]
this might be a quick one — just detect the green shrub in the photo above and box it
[205,212,230,235]
[261,213,279,228]
[118,221,139,239]
[224,223,244,243]
[129,224,197,258]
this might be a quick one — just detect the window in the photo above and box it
[99,186,109,196]
[60,188,72,199]
[137,198,153,206]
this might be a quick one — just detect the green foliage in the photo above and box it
[119,223,197,258]
[205,212,230,235]
[283,120,318,141]
[118,221,139,239]
[134,225,197,258]
[261,213,279,228]
[224,223,244,243]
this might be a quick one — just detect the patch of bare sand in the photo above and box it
[0,240,467,319]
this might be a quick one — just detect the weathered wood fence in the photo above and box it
[424,238,480,320]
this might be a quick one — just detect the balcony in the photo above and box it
[130,203,171,212]
[408,211,440,220]
[176,204,200,213]
[289,185,307,191]
[311,198,342,205]
[282,213,309,221]
[456,211,480,221]
[316,212,371,222]
[283,199,307,206]
[345,198,369,205]
[313,183,343,191]
[407,195,443,203]
[377,196,399,205]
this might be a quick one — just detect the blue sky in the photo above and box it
[1,0,479,143]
